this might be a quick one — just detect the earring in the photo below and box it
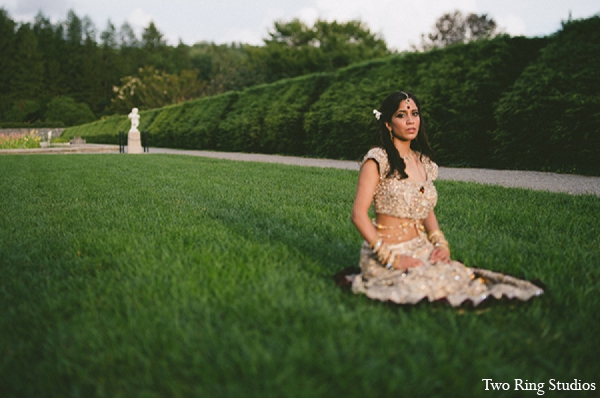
[388,129,394,141]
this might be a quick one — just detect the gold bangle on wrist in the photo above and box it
[429,230,450,256]
[368,235,379,249]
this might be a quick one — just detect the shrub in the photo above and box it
[45,96,96,126]
[304,35,546,163]
[493,16,600,174]
[0,131,41,149]
[220,74,332,154]
[4,100,41,123]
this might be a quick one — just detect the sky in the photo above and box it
[2,0,599,51]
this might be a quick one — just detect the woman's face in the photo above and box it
[386,99,420,142]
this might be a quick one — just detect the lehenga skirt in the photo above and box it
[348,232,543,307]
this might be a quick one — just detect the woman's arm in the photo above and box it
[423,211,451,263]
[351,159,379,244]
[352,160,425,271]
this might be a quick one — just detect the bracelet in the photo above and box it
[428,230,448,245]
[427,229,444,242]
[428,229,451,256]
[369,235,398,268]
[368,235,380,249]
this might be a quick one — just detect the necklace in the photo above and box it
[400,150,413,163]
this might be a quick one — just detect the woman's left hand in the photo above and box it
[430,247,450,264]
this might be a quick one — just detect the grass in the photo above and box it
[1,154,599,398]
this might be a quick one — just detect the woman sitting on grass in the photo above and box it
[348,91,543,306]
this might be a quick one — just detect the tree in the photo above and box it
[65,9,83,45]
[140,21,172,71]
[110,66,205,112]
[189,42,264,95]
[33,11,64,98]
[10,24,44,106]
[45,96,96,126]
[142,21,166,50]
[415,10,499,51]
[259,18,390,81]
[100,20,117,49]
[118,22,138,48]
[0,8,17,119]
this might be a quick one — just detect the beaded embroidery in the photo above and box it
[362,147,437,220]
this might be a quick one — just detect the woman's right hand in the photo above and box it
[391,255,425,271]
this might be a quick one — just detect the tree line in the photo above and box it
[0,8,394,126]
[1,7,501,127]
[62,15,600,175]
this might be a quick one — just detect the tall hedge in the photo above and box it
[492,16,600,174]
[304,35,547,163]
[145,92,238,150]
[62,115,128,144]
[219,73,332,155]
[62,16,600,175]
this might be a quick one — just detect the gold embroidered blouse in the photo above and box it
[362,147,438,220]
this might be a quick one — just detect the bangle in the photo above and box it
[369,235,397,267]
[428,230,448,245]
[429,229,451,256]
[368,235,380,249]
[428,229,444,242]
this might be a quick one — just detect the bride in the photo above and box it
[347,91,543,306]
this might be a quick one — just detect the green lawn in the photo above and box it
[1,154,599,398]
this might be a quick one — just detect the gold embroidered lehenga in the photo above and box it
[347,148,543,306]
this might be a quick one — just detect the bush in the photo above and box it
[0,131,41,149]
[4,100,41,123]
[220,74,332,154]
[61,115,128,144]
[45,96,96,127]
[304,36,547,163]
[493,16,600,174]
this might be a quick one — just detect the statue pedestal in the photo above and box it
[128,129,143,154]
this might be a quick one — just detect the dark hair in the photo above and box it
[375,91,434,179]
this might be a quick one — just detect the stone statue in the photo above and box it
[127,107,143,154]
[128,108,140,132]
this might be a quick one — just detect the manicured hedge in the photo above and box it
[62,16,600,174]
[62,74,332,156]
[493,16,600,174]
[62,115,129,144]
[219,73,332,155]
[304,35,548,163]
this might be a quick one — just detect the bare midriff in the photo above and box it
[375,214,424,244]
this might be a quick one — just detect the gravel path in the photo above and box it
[149,148,600,197]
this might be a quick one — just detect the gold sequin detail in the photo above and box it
[363,147,438,219]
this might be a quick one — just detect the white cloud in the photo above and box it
[7,0,72,23]
[126,7,154,35]
[296,7,320,25]
[218,7,287,45]
[496,14,527,36]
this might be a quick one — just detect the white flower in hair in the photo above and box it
[373,109,382,120]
